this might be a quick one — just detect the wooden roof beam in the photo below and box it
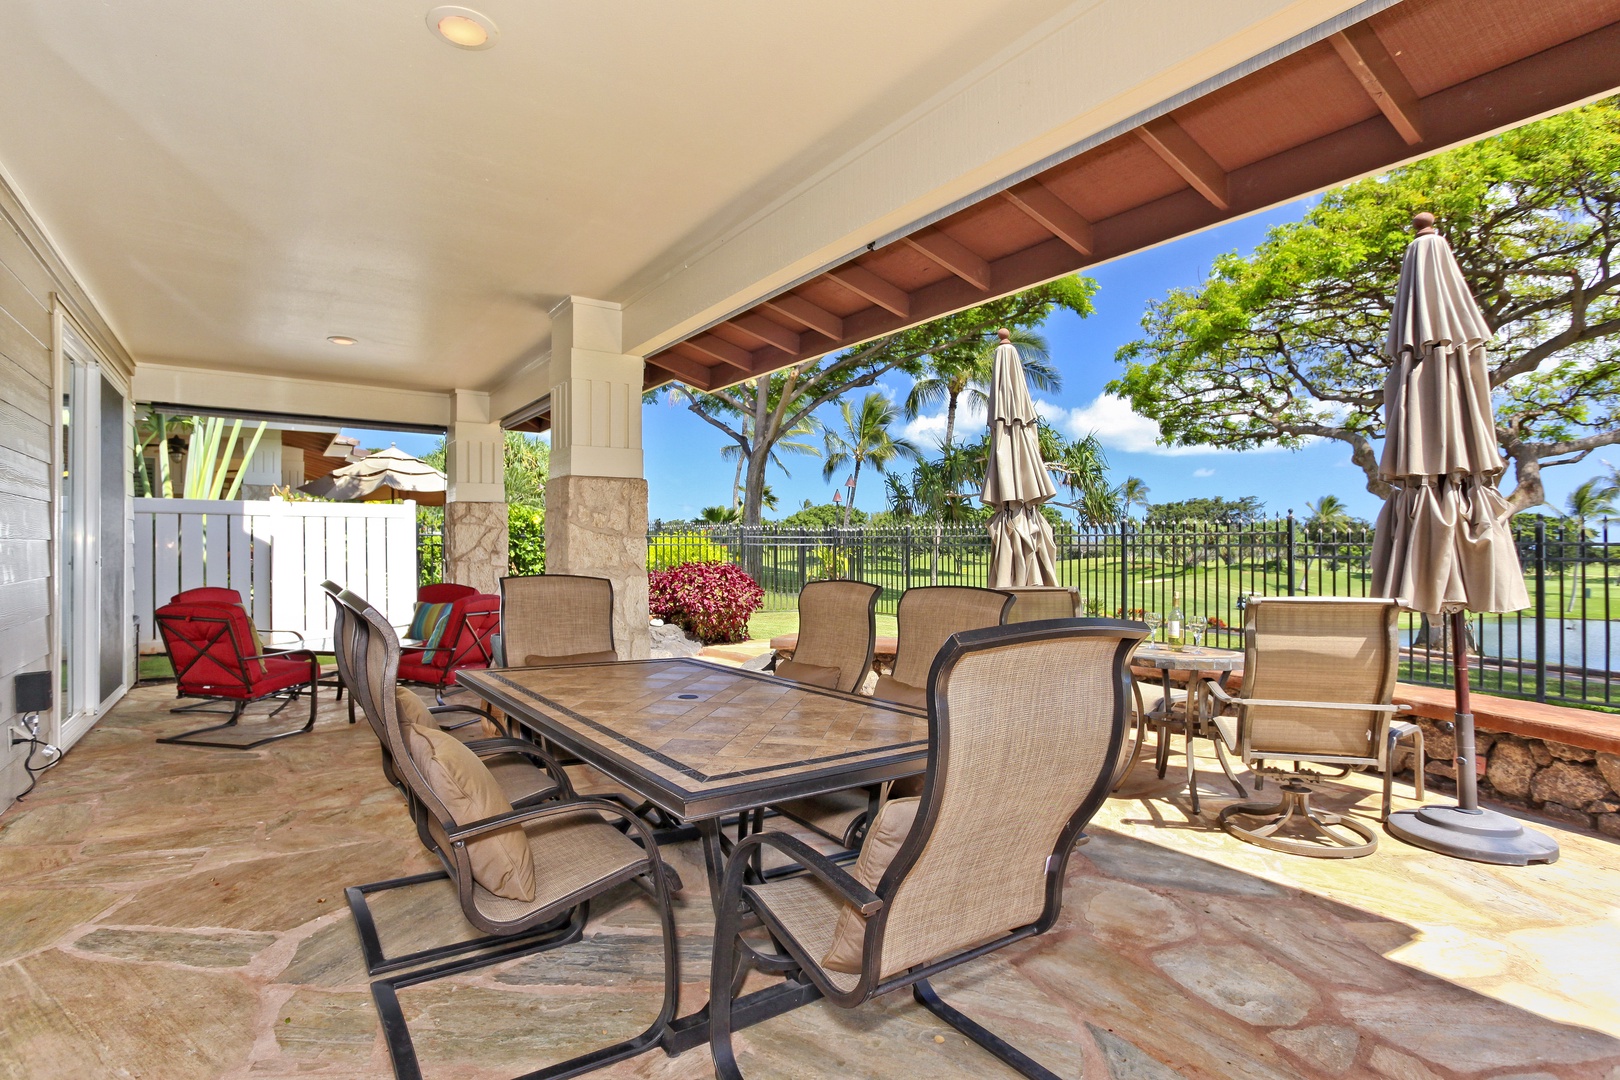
[727,313,801,355]
[901,227,992,290]
[1136,116,1229,210]
[649,350,716,389]
[825,264,911,318]
[762,294,844,340]
[1001,180,1094,255]
[1330,23,1424,145]
[682,333,755,371]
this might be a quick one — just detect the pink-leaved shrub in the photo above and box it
[648,561,764,645]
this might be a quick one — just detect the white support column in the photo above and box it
[545,297,650,659]
[443,389,508,595]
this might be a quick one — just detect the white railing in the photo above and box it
[133,498,418,653]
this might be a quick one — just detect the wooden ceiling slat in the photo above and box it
[1136,116,1230,210]
[1331,24,1424,144]
[762,295,844,340]
[825,264,911,318]
[727,313,801,354]
[1000,180,1095,255]
[683,333,755,371]
[645,2,1620,392]
[901,228,992,290]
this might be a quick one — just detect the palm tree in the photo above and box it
[903,328,1060,454]
[1566,477,1616,538]
[699,505,740,524]
[822,393,921,527]
[721,414,818,513]
[1120,476,1151,517]
[884,473,916,519]
[1306,494,1353,531]
[1046,431,1119,526]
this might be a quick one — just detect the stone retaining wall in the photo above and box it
[1407,717,1620,838]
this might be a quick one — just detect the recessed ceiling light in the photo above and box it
[327,335,358,346]
[427,6,498,50]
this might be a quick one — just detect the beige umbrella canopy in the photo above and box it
[300,444,446,506]
[983,329,1059,588]
[1375,213,1553,866]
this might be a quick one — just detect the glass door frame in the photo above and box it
[53,309,131,750]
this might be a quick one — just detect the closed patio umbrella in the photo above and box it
[300,444,446,506]
[1374,213,1556,865]
[983,329,1059,588]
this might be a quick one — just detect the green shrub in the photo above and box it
[648,532,729,570]
[509,504,546,576]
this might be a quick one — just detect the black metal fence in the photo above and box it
[646,517,1618,711]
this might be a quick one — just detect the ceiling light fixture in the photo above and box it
[327,335,358,346]
[427,6,498,50]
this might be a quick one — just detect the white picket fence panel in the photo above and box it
[133,498,418,653]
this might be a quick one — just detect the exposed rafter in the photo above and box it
[681,333,754,371]
[826,264,911,318]
[649,351,714,389]
[1000,180,1094,255]
[727,313,800,354]
[902,227,992,289]
[1330,24,1424,145]
[762,294,844,340]
[1136,116,1230,210]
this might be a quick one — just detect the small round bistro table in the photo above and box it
[1116,642,1248,813]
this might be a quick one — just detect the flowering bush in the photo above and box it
[648,561,764,644]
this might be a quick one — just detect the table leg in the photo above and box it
[696,818,729,915]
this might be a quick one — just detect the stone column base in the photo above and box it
[444,501,509,596]
[544,475,650,659]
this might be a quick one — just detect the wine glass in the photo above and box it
[1187,615,1208,649]
[1144,611,1163,643]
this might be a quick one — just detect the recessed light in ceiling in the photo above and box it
[427,6,498,50]
[327,335,358,346]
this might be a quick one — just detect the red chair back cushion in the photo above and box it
[173,587,246,607]
[429,594,500,670]
[156,601,256,694]
[419,583,478,605]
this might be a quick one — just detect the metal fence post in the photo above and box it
[1534,517,1547,703]
[1285,511,1297,597]
[902,527,913,592]
[1118,518,1129,616]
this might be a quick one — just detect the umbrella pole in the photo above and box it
[1386,610,1559,865]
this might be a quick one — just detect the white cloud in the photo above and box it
[1048,393,1290,457]
[902,400,987,446]
[1192,467,1215,478]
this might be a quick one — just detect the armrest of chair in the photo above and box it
[734,831,882,916]
[444,797,662,857]
[464,737,572,792]
[1202,681,1403,713]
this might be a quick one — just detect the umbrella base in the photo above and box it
[1386,804,1559,866]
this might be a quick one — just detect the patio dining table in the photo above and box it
[457,657,929,1053]
[1127,642,1248,813]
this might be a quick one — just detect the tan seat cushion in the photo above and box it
[872,675,927,709]
[822,797,920,973]
[775,659,842,690]
[523,651,619,667]
[402,722,537,903]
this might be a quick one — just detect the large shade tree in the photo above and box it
[658,278,1095,526]
[1112,100,1620,513]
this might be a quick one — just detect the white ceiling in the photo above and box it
[0,0,1080,394]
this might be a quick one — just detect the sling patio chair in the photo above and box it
[323,583,569,823]
[1003,586,1081,622]
[1204,595,1425,858]
[709,619,1145,1079]
[499,573,618,667]
[153,593,321,748]
[340,601,679,1079]
[766,579,881,693]
[773,584,1011,851]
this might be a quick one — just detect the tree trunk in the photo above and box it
[730,453,744,512]
[843,459,863,528]
[742,443,771,528]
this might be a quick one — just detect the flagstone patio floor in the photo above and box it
[2,670,1619,1079]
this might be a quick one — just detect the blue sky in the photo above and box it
[350,197,1607,524]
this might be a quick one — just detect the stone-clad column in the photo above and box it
[444,389,508,595]
[544,297,650,659]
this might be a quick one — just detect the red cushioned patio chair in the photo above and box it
[154,596,321,748]
[397,592,502,717]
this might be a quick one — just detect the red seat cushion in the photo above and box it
[230,655,316,700]
[398,656,452,684]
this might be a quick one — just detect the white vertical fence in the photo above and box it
[133,498,418,653]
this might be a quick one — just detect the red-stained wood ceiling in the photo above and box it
[638,0,1620,395]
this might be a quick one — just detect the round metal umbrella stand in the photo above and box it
[1373,215,1556,866]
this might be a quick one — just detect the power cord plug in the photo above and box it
[11,712,60,799]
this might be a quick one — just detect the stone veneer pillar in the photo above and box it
[543,297,650,659]
[443,389,508,595]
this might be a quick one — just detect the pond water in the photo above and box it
[1401,616,1619,672]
